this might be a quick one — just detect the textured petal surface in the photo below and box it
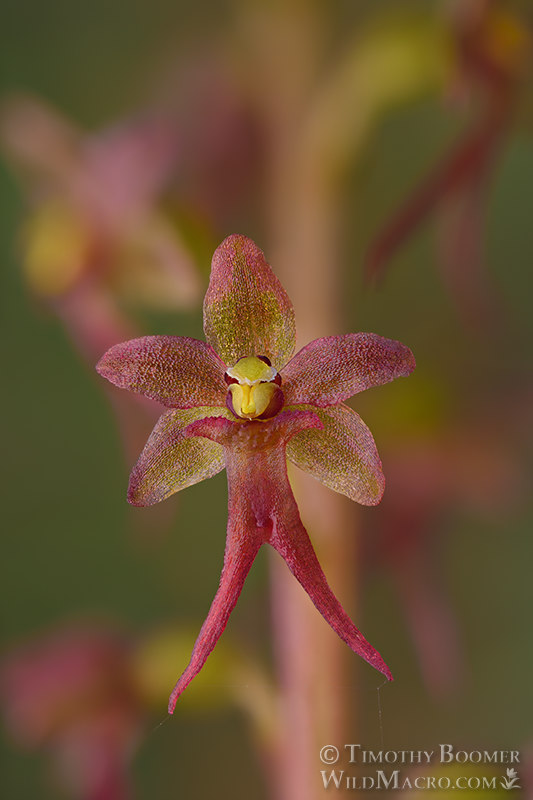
[231,425,390,679]
[96,336,227,408]
[203,234,296,370]
[286,404,385,505]
[270,508,392,681]
[167,404,390,710]
[128,407,231,506]
[168,410,321,710]
[168,522,263,713]
[282,333,416,406]
[184,408,322,452]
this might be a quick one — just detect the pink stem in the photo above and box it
[364,93,511,284]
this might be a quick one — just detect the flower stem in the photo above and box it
[266,94,357,800]
[242,5,362,794]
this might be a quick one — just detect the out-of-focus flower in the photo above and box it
[1,94,204,461]
[1,94,200,313]
[1,625,140,800]
[1,621,278,800]
[97,234,415,712]
[364,0,531,330]
[133,625,280,761]
[364,382,527,697]
[161,56,264,233]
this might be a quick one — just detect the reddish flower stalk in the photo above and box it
[364,98,509,285]
[364,0,530,322]
[97,234,415,713]
[367,406,527,697]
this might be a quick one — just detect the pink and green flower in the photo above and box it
[97,234,415,713]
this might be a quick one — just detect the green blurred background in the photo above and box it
[1,1,532,798]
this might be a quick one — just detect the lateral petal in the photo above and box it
[96,336,227,408]
[203,234,296,370]
[282,333,415,406]
[286,404,385,505]
[128,407,231,506]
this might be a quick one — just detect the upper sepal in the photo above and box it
[203,234,296,370]
[96,335,227,408]
[282,333,416,406]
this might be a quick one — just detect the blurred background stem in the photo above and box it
[246,4,358,797]
[267,168,355,800]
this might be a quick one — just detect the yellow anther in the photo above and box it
[226,356,283,420]
[229,382,280,419]
[240,385,256,416]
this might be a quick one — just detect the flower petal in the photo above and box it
[167,403,389,710]
[168,523,263,714]
[203,234,296,370]
[96,336,227,408]
[286,404,385,505]
[282,333,416,406]
[270,509,392,681]
[168,409,322,710]
[128,407,231,506]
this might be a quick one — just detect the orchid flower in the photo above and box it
[97,234,415,713]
